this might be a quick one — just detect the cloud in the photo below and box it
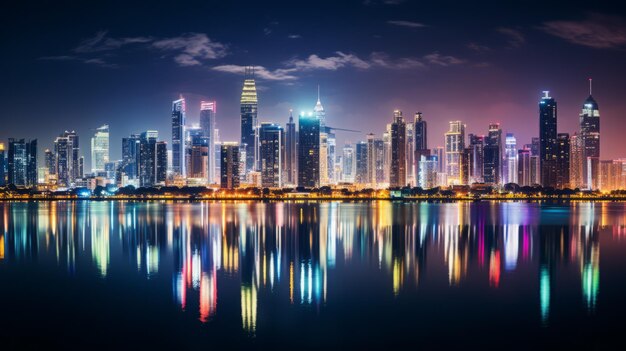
[73,30,152,53]
[212,65,298,81]
[369,52,425,69]
[39,55,117,68]
[263,28,272,36]
[287,34,301,39]
[467,42,491,52]
[387,20,426,28]
[287,52,371,70]
[539,14,626,49]
[152,33,227,66]
[423,53,465,66]
[497,27,525,48]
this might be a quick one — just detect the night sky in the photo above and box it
[3,0,626,169]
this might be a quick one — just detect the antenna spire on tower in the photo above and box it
[589,78,593,95]
[317,85,320,103]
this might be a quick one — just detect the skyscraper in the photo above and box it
[171,97,186,177]
[187,134,209,182]
[539,91,558,188]
[121,134,140,180]
[259,122,283,188]
[419,155,438,189]
[54,131,79,187]
[390,110,407,187]
[200,101,217,184]
[44,148,55,177]
[156,141,168,184]
[298,113,320,188]
[580,80,600,189]
[484,123,502,185]
[355,141,368,184]
[467,134,484,184]
[220,142,240,189]
[405,123,415,186]
[556,133,570,189]
[240,67,258,175]
[91,124,109,174]
[8,138,37,187]
[285,111,297,185]
[445,121,465,185]
[570,132,584,189]
[0,143,5,186]
[139,130,158,187]
[342,143,355,183]
[505,133,518,184]
[518,147,531,186]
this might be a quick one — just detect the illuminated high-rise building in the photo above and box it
[342,143,355,183]
[156,141,168,184]
[298,113,320,188]
[91,124,109,174]
[284,111,297,185]
[240,67,258,174]
[44,148,55,176]
[419,155,438,189]
[171,97,186,177]
[580,80,600,189]
[405,122,415,185]
[7,138,37,187]
[570,132,584,189]
[259,122,283,188]
[484,123,501,185]
[220,142,240,189]
[556,133,570,189]
[505,133,517,184]
[0,143,5,186]
[518,147,532,186]
[467,134,484,184]
[139,130,158,187]
[54,131,79,187]
[187,133,209,183]
[414,112,429,179]
[445,121,465,185]
[390,110,407,187]
[355,141,368,184]
[200,101,217,184]
[121,134,140,180]
[539,91,558,187]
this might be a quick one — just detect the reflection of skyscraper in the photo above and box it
[240,67,258,175]
[390,110,407,187]
[539,91,558,188]
[445,121,465,185]
[172,97,186,177]
[298,113,320,188]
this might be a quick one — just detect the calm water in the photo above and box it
[1,201,625,349]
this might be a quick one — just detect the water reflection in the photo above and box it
[0,200,616,332]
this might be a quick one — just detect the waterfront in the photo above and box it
[1,201,625,348]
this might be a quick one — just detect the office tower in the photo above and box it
[405,123,415,185]
[326,131,336,184]
[139,131,158,187]
[259,122,283,187]
[187,134,209,182]
[539,91,558,187]
[355,141,368,184]
[7,139,37,187]
[390,110,407,187]
[334,155,343,183]
[530,137,540,185]
[91,124,109,174]
[285,111,297,185]
[214,129,221,183]
[483,123,502,185]
[171,96,186,177]
[556,133,570,189]
[200,101,216,184]
[122,134,140,180]
[570,132,584,189]
[319,131,329,185]
[298,113,320,188]
[414,112,429,181]
[505,133,518,184]
[460,147,471,185]
[580,80,600,189]
[78,156,84,178]
[240,67,258,174]
[156,142,168,184]
[104,161,116,180]
[468,134,484,184]
[419,155,438,189]
[342,143,355,183]
[518,147,532,186]
[434,146,445,173]
[598,160,623,191]
[44,148,55,176]
[382,128,391,184]
[0,143,5,186]
[220,142,240,189]
[445,121,465,185]
[531,137,540,157]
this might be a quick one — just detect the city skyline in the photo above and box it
[3,1,626,165]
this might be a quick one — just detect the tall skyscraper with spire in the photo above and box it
[390,110,407,187]
[200,101,216,184]
[240,67,258,176]
[580,79,600,189]
[314,86,334,184]
[413,112,429,185]
[172,96,186,177]
[285,110,297,185]
[539,91,557,188]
